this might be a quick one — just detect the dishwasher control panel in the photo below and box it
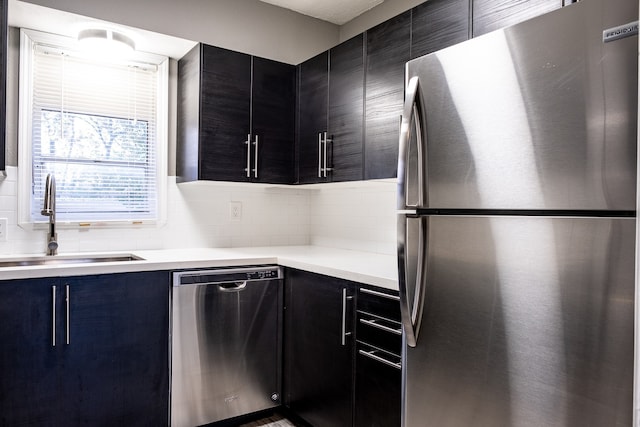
[173,265,282,286]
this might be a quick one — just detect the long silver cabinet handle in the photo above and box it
[341,288,353,346]
[360,287,400,301]
[52,286,56,347]
[359,318,402,335]
[253,135,259,178]
[65,285,70,345]
[358,349,402,370]
[323,132,332,177]
[318,132,323,177]
[245,133,252,178]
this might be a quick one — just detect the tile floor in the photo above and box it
[239,414,297,427]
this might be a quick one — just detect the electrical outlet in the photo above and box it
[229,202,242,220]
[0,218,7,242]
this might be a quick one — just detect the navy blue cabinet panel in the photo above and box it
[284,269,355,426]
[252,57,296,184]
[472,0,563,37]
[0,277,61,426]
[0,271,169,427]
[329,34,365,182]
[364,11,411,180]
[61,272,169,426]
[411,0,470,59]
[297,51,329,184]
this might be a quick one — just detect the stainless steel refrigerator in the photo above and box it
[397,1,638,426]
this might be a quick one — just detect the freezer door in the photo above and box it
[402,215,635,427]
[404,0,637,210]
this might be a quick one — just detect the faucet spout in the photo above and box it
[41,173,58,256]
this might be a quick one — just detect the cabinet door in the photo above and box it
[365,11,411,180]
[284,269,354,427]
[0,278,62,426]
[0,0,6,175]
[60,272,169,426]
[411,0,470,59]
[354,348,401,427]
[472,0,562,37]
[329,34,364,182]
[199,45,252,181]
[297,51,329,184]
[252,57,296,184]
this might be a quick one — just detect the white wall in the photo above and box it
[17,0,340,65]
[0,167,313,254]
[0,166,396,255]
[340,0,426,42]
[0,0,406,257]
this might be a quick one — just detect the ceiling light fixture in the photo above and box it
[78,29,136,55]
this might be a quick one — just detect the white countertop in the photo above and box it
[0,246,399,291]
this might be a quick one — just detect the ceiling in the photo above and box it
[258,0,385,25]
[9,0,197,59]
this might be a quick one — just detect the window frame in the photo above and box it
[18,28,169,229]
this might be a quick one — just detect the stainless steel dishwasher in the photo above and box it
[171,266,283,427]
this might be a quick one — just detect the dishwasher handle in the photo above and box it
[217,282,248,292]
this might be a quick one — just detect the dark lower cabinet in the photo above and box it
[354,347,401,427]
[284,269,355,427]
[0,271,170,426]
[284,270,402,427]
[354,286,402,427]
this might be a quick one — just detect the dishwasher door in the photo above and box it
[171,266,282,427]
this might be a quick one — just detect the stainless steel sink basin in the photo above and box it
[0,254,145,268]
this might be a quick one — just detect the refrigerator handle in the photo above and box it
[397,214,427,348]
[397,76,424,211]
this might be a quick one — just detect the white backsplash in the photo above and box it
[0,166,396,256]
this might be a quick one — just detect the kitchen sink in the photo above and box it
[0,254,145,268]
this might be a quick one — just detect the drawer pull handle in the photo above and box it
[360,288,400,301]
[358,349,401,370]
[360,318,402,335]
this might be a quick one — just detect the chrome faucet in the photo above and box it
[41,173,58,256]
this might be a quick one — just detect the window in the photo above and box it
[19,29,168,226]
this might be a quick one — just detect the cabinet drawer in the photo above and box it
[357,287,401,322]
[357,312,402,355]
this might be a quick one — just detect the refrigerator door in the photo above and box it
[403,0,637,211]
[402,215,635,427]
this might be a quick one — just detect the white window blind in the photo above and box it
[28,40,161,223]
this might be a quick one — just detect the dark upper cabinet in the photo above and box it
[472,0,563,37]
[284,269,355,426]
[177,44,295,184]
[364,11,411,180]
[0,271,169,426]
[252,57,296,184]
[328,34,365,183]
[297,51,329,184]
[0,0,6,176]
[297,35,365,184]
[411,0,471,59]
